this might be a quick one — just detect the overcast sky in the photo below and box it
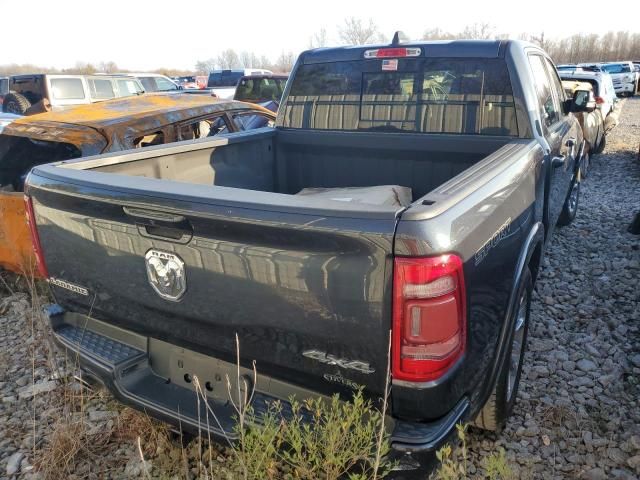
[2,0,634,71]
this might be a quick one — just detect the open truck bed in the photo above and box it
[26,39,586,475]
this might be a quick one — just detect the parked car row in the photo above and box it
[1,74,145,114]
[558,61,639,96]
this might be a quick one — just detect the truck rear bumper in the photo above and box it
[47,306,468,470]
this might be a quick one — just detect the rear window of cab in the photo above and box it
[282,58,518,136]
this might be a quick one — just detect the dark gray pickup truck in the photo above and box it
[26,39,590,474]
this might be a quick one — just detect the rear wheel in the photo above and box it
[593,133,606,154]
[557,179,580,227]
[473,268,532,431]
[580,150,590,179]
[2,92,31,114]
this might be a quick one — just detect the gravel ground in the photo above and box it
[0,99,638,479]
[466,97,640,479]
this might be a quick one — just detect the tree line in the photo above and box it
[2,20,638,77]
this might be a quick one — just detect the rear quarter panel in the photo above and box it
[392,140,544,419]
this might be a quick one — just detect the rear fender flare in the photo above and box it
[473,221,545,416]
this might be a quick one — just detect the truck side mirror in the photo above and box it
[572,89,596,113]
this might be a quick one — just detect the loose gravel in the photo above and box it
[466,97,640,479]
[0,99,638,479]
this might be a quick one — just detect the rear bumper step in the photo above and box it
[47,305,468,455]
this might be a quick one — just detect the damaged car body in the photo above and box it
[0,94,275,275]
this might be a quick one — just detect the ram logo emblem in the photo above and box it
[145,249,186,301]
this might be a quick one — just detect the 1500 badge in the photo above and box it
[303,350,375,374]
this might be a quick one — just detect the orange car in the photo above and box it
[0,93,275,276]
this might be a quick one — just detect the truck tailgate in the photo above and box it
[28,171,398,397]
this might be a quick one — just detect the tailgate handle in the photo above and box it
[123,207,193,244]
[123,207,185,223]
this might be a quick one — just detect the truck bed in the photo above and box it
[59,128,514,206]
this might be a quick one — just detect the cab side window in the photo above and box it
[176,115,230,141]
[544,58,566,111]
[232,112,274,131]
[529,55,559,128]
[134,131,165,148]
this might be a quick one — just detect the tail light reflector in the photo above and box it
[24,195,48,278]
[595,96,605,104]
[392,255,466,382]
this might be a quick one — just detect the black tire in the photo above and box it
[2,92,31,114]
[473,268,532,432]
[592,133,606,154]
[580,150,590,179]
[557,178,580,227]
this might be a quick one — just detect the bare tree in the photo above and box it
[69,61,96,74]
[98,61,118,73]
[217,49,242,69]
[259,55,273,70]
[338,17,383,45]
[461,23,495,40]
[195,59,217,74]
[422,28,456,40]
[310,28,329,48]
[273,51,296,73]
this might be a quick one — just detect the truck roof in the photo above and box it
[299,39,522,64]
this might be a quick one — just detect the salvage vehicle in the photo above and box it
[0,112,20,134]
[0,94,275,275]
[0,77,8,108]
[207,68,273,99]
[26,38,588,476]
[561,80,603,176]
[233,74,288,111]
[600,62,638,96]
[2,74,145,115]
[559,69,617,121]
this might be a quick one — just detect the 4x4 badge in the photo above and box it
[303,350,375,374]
[145,249,186,301]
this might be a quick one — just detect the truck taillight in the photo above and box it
[24,195,48,278]
[392,255,466,382]
[595,96,605,104]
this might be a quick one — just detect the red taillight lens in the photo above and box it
[392,255,466,382]
[595,96,605,104]
[24,195,48,278]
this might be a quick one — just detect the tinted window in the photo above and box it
[529,55,559,127]
[138,77,157,92]
[544,58,566,107]
[50,78,85,100]
[283,58,517,135]
[601,63,631,74]
[234,77,286,103]
[88,79,115,99]
[208,71,243,87]
[0,79,8,95]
